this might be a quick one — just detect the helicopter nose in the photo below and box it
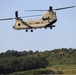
[13,26,15,29]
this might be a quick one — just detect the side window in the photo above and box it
[41,22,43,24]
[36,22,40,24]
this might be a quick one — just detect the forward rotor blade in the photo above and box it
[54,6,75,10]
[0,18,15,21]
[0,14,42,21]
[19,14,42,18]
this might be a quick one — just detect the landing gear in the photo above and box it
[50,25,55,29]
[45,27,47,29]
[50,27,52,29]
[26,29,28,32]
[30,29,33,32]
[25,29,33,32]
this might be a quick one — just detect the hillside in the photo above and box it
[0,48,76,74]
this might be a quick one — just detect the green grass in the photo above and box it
[8,69,54,75]
[7,65,76,75]
[47,65,76,74]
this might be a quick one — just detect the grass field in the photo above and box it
[39,74,76,75]
[47,65,76,74]
[8,65,76,75]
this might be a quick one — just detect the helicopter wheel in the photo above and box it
[50,27,52,29]
[45,27,47,29]
[26,29,28,32]
[30,29,33,32]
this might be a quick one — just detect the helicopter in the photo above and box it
[0,6,75,32]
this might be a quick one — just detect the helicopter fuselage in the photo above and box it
[13,11,57,32]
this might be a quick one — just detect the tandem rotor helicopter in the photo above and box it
[0,6,75,32]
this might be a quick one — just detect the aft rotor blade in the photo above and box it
[25,10,49,11]
[25,6,75,12]
[54,6,75,10]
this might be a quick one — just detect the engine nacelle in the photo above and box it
[42,17,49,20]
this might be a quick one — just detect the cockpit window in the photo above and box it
[18,23,20,26]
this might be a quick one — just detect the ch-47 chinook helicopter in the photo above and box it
[0,6,75,32]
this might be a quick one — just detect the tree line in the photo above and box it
[0,48,76,74]
[0,50,48,74]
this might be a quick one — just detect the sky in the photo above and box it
[0,0,76,53]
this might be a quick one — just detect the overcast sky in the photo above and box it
[0,0,76,52]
